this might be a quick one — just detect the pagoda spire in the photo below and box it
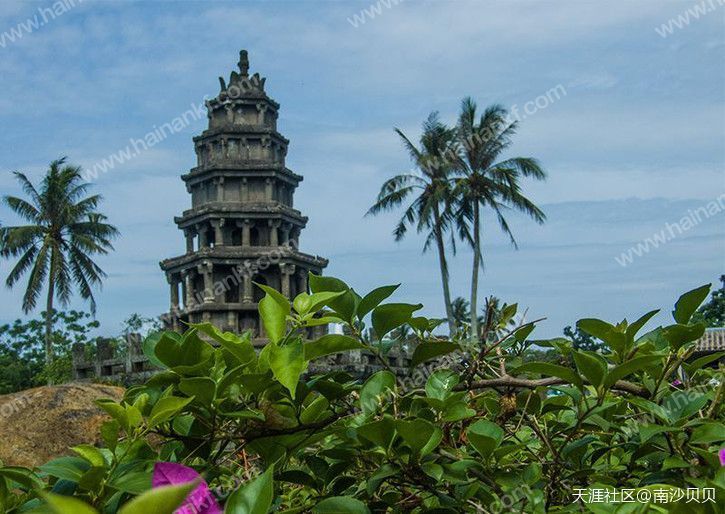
[238,50,249,77]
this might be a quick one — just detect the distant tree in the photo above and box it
[691,275,724,327]
[481,295,516,342]
[0,310,98,393]
[0,158,118,382]
[121,313,162,337]
[564,325,607,352]
[451,296,471,333]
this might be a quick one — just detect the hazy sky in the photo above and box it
[0,0,723,338]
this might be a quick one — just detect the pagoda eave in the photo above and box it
[182,164,303,185]
[160,247,328,274]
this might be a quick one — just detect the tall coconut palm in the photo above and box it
[0,158,119,382]
[367,113,458,334]
[454,99,546,341]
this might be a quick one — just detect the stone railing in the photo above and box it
[72,333,156,385]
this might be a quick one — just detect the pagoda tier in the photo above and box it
[160,50,328,342]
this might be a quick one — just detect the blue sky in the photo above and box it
[0,0,723,338]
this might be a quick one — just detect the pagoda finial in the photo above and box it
[238,50,249,77]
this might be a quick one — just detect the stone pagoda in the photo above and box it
[160,50,328,341]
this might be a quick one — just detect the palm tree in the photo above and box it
[454,99,546,341]
[450,296,471,333]
[367,113,459,334]
[0,158,118,382]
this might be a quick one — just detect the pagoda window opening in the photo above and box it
[252,275,267,302]
[230,227,242,245]
[250,226,267,246]
[225,274,240,303]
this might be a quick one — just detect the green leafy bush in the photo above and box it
[1,278,723,513]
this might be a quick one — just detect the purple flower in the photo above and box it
[672,379,682,387]
[152,462,222,514]
[719,448,725,467]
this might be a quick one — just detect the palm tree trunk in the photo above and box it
[433,207,455,336]
[44,277,55,386]
[470,202,481,343]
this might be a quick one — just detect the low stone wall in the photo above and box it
[72,333,156,385]
[73,333,415,384]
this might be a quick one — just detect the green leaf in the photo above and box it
[155,329,215,374]
[690,422,725,444]
[308,274,349,294]
[179,377,216,407]
[312,496,371,514]
[577,318,626,355]
[411,342,459,367]
[572,351,607,389]
[627,397,669,424]
[467,420,504,458]
[359,370,396,414]
[663,390,709,421]
[119,481,198,514]
[0,467,43,490]
[371,303,422,339]
[269,339,306,399]
[357,417,396,449]
[684,352,725,375]
[396,419,438,455]
[303,334,365,361]
[148,396,194,427]
[441,401,476,422]
[225,465,274,514]
[308,274,357,323]
[604,355,664,388]
[511,322,536,344]
[96,399,130,432]
[626,309,660,341]
[71,445,107,468]
[42,492,99,514]
[256,283,291,344]
[638,424,680,443]
[300,395,329,424]
[426,370,459,401]
[673,284,711,324]
[515,362,583,389]
[141,331,168,369]
[294,291,345,315]
[108,471,152,494]
[100,419,120,452]
[357,285,399,320]
[662,323,706,350]
[40,456,89,482]
[191,322,256,367]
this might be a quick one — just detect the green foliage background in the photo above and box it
[0,277,723,513]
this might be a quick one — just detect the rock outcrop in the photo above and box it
[0,382,124,468]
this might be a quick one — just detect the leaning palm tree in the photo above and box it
[454,99,546,341]
[367,113,459,334]
[0,158,119,382]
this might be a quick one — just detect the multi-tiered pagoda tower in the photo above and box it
[160,50,328,341]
